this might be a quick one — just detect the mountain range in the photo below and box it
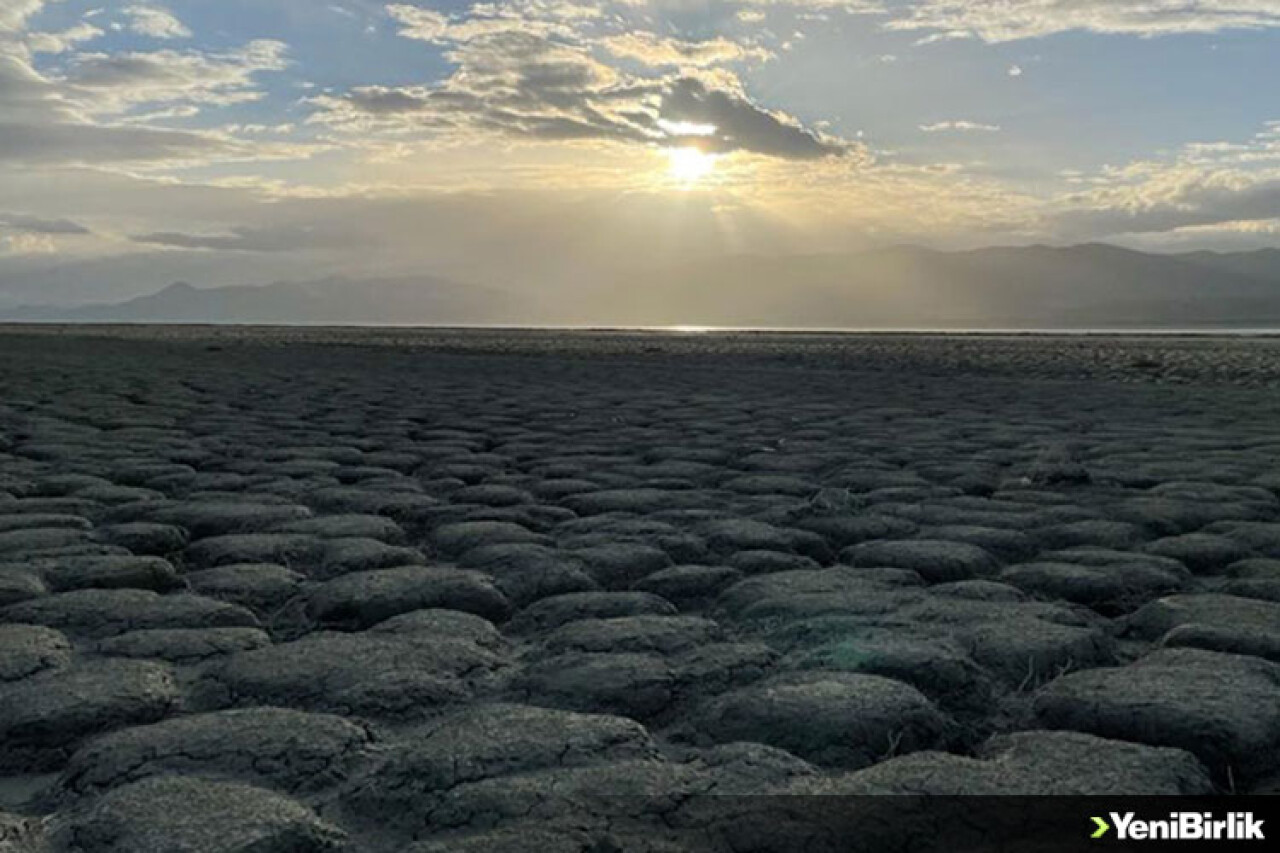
[5,244,1280,329]
[0,276,527,326]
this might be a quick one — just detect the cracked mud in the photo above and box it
[1,328,1279,851]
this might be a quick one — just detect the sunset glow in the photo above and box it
[1,1,1278,310]
[666,147,718,185]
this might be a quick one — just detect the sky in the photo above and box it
[2,0,1280,307]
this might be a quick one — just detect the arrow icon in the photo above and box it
[1091,816,1111,839]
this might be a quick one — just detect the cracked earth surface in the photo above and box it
[1,328,1279,851]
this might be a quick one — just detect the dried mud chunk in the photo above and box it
[183,534,324,570]
[48,776,345,853]
[0,623,72,682]
[0,660,180,773]
[92,523,188,555]
[0,527,91,556]
[460,543,598,607]
[186,564,305,612]
[58,707,372,797]
[95,627,271,663]
[141,501,312,538]
[840,539,998,583]
[1126,594,1280,660]
[819,730,1212,795]
[542,616,722,657]
[633,564,742,608]
[1000,560,1183,614]
[516,653,675,720]
[1127,592,1276,634]
[960,616,1115,685]
[1143,533,1253,574]
[507,591,677,635]
[1,589,258,639]
[199,631,507,716]
[40,556,181,593]
[572,543,672,589]
[275,513,406,542]
[369,608,505,648]
[305,566,511,628]
[339,703,658,820]
[694,671,947,770]
[1035,648,1280,785]
[0,570,45,606]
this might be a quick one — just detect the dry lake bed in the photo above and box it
[1,326,1279,851]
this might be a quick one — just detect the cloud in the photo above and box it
[660,77,850,158]
[919,120,1000,132]
[0,212,91,234]
[602,32,772,67]
[384,2,594,43]
[123,6,192,40]
[131,224,346,252]
[0,1,44,35]
[383,4,449,41]
[1053,172,1280,239]
[1,232,59,255]
[1045,122,1280,239]
[311,2,853,160]
[0,31,298,167]
[63,40,289,114]
[26,22,103,55]
[0,120,237,165]
[887,1,1280,43]
[0,52,239,165]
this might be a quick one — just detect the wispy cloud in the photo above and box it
[0,35,303,169]
[920,120,1001,133]
[602,31,772,68]
[888,0,1280,43]
[132,224,347,252]
[123,5,192,40]
[63,40,289,114]
[0,212,91,234]
[0,0,44,36]
[26,22,103,55]
[1048,120,1280,239]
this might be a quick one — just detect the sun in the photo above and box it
[666,146,717,185]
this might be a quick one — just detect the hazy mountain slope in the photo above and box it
[5,245,1280,328]
[4,276,528,325]
[599,243,1280,328]
[1174,248,1280,283]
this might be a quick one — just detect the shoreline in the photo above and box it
[4,321,1280,337]
[5,323,1280,388]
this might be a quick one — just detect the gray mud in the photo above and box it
[1,327,1279,851]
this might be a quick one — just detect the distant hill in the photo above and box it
[5,244,1280,329]
[600,243,1280,329]
[1173,248,1280,283]
[2,275,526,326]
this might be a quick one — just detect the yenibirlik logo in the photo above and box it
[1091,812,1265,842]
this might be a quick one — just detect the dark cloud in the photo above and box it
[310,24,855,160]
[1052,177,1280,240]
[131,224,345,253]
[61,40,288,110]
[660,77,849,159]
[0,120,232,165]
[342,86,432,115]
[0,212,90,234]
[0,49,251,166]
